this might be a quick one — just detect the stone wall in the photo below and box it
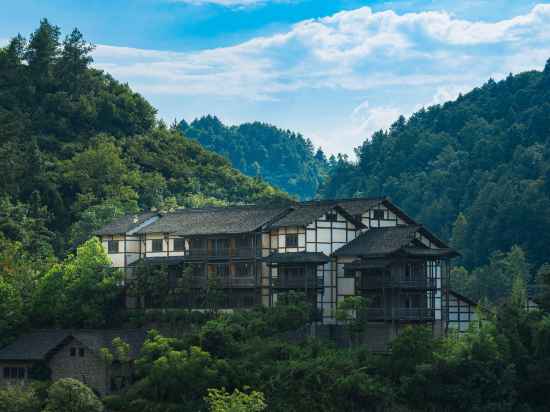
[48,338,109,396]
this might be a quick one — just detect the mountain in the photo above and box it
[321,61,550,270]
[0,20,288,257]
[180,116,330,200]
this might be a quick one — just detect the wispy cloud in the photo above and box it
[91,3,550,153]
[93,4,550,99]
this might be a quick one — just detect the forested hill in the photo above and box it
[179,116,330,199]
[321,62,550,271]
[0,20,287,257]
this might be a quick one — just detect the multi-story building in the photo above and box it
[95,197,477,346]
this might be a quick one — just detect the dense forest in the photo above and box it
[0,19,287,259]
[180,116,330,199]
[321,64,550,299]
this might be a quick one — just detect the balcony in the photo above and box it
[272,276,324,289]
[218,276,257,288]
[181,275,257,288]
[358,277,437,290]
[186,247,259,259]
[365,307,435,321]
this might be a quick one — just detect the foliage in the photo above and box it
[0,383,42,412]
[43,378,103,412]
[32,237,123,328]
[181,116,329,200]
[205,388,266,412]
[0,20,288,263]
[335,295,369,346]
[452,245,531,303]
[0,277,24,346]
[321,64,550,275]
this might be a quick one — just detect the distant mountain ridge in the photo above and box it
[179,116,331,200]
[321,60,550,270]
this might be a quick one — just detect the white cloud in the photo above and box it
[90,3,550,153]
[93,4,550,100]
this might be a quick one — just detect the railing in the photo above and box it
[272,276,324,289]
[365,307,435,321]
[186,247,259,259]
[358,277,437,290]
[218,276,257,288]
[181,275,257,288]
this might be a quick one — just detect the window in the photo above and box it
[3,367,25,379]
[151,239,163,252]
[285,233,298,248]
[373,209,385,220]
[70,347,76,357]
[325,211,338,222]
[235,263,251,277]
[173,238,185,252]
[79,348,85,357]
[108,240,119,253]
[281,267,305,278]
[209,264,230,278]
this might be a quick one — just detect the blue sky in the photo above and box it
[2,0,550,154]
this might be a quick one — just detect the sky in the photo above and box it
[2,0,550,155]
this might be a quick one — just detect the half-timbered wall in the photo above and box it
[262,209,358,322]
[447,293,478,332]
[359,204,407,229]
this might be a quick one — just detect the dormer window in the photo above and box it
[373,209,385,220]
[151,239,163,252]
[108,240,120,254]
[285,234,298,248]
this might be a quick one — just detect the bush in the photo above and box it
[43,378,103,412]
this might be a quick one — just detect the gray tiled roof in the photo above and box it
[0,329,147,361]
[137,206,288,235]
[401,247,459,258]
[263,252,330,264]
[333,226,421,257]
[268,204,334,228]
[330,198,385,216]
[94,212,158,236]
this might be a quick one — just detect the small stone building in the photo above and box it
[0,329,146,396]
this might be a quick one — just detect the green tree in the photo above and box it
[0,384,41,412]
[32,237,123,327]
[335,296,369,346]
[205,388,266,412]
[43,378,103,412]
[0,277,24,346]
[535,263,550,312]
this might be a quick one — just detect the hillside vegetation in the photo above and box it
[180,116,330,199]
[0,20,287,258]
[322,63,550,276]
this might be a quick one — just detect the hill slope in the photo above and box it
[0,20,287,256]
[321,61,550,269]
[180,116,330,200]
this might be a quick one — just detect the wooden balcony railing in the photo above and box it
[272,276,324,289]
[186,247,259,259]
[358,277,437,290]
[365,307,435,321]
[177,275,257,288]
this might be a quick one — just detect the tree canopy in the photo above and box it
[180,116,330,200]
